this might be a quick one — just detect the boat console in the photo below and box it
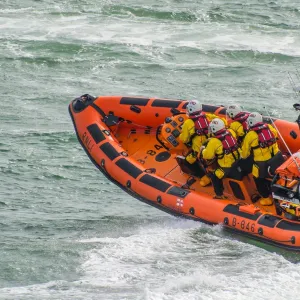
[160,114,188,150]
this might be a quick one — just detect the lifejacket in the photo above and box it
[251,123,276,149]
[233,112,249,132]
[215,129,239,159]
[190,112,209,136]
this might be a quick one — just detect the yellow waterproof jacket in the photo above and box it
[179,113,227,153]
[241,124,279,162]
[230,120,246,139]
[202,129,240,168]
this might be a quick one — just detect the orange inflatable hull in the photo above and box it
[69,95,300,251]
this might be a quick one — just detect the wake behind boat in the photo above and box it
[69,95,300,251]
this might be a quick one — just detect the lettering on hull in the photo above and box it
[82,132,95,152]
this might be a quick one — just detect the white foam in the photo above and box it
[1,219,300,299]
[76,220,300,299]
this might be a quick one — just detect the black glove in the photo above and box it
[185,141,192,148]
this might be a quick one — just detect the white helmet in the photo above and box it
[247,112,263,127]
[227,104,242,119]
[209,118,225,134]
[186,100,202,115]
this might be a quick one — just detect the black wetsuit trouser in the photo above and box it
[253,177,271,198]
[182,159,206,178]
[210,173,224,197]
[253,158,279,198]
[239,156,254,175]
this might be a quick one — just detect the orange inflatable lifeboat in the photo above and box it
[69,95,300,251]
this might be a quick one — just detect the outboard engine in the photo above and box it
[271,151,300,219]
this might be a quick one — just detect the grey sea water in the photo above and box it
[1,0,300,299]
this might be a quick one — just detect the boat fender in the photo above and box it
[189,207,195,215]
[224,217,229,225]
[258,228,263,235]
[126,180,131,188]
[291,236,296,244]
[157,196,162,203]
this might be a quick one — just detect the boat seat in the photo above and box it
[225,176,254,202]
[226,179,246,200]
[224,160,257,201]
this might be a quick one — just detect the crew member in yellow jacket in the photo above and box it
[227,104,250,142]
[201,118,241,199]
[241,112,282,206]
[179,100,225,187]
[226,104,253,175]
